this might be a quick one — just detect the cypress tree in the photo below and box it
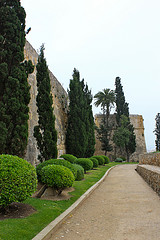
[114,77,136,161]
[83,84,95,157]
[0,0,34,156]
[66,68,95,157]
[34,45,57,162]
[154,113,160,151]
[115,77,129,125]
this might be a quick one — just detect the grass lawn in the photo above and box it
[0,162,137,240]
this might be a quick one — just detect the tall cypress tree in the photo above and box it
[34,45,57,162]
[0,0,34,156]
[66,68,95,157]
[83,84,95,157]
[114,77,136,161]
[115,77,129,126]
[154,113,160,151]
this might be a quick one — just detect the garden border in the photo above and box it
[32,165,117,240]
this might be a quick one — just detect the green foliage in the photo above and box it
[34,45,57,162]
[75,158,93,173]
[154,113,160,151]
[115,77,129,126]
[66,68,95,158]
[0,155,37,208]
[115,158,123,162]
[36,159,77,181]
[89,157,99,168]
[114,78,136,161]
[113,115,136,162]
[94,88,115,154]
[91,156,105,165]
[60,154,77,163]
[0,1,34,156]
[94,88,115,125]
[100,155,110,164]
[72,164,84,181]
[41,165,74,193]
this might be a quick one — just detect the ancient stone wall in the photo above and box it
[24,41,68,166]
[94,114,147,161]
[139,152,160,167]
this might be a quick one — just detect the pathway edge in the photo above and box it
[32,165,117,240]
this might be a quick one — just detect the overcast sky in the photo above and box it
[21,0,160,151]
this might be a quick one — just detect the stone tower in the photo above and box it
[94,114,146,161]
[24,41,68,166]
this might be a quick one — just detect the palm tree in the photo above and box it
[94,88,115,126]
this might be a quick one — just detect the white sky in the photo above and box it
[21,0,160,151]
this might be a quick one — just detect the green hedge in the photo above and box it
[115,158,123,162]
[0,155,37,208]
[90,157,99,168]
[41,165,74,194]
[91,156,104,165]
[72,164,84,181]
[100,155,110,164]
[75,158,93,173]
[60,154,77,163]
[36,159,77,181]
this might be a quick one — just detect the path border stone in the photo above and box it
[32,165,117,240]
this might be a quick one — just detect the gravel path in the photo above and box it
[49,164,160,240]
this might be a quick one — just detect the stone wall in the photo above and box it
[94,114,147,161]
[139,152,160,167]
[24,41,68,166]
[137,152,160,196]
[136,165,160,196]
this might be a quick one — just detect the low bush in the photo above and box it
[41,165,74,195]
[115,157,123,162]
[75,158,93,173]
[72,164,84,181]
[91,156,104,165]
[36,159,77,181]
[0,154,37,208]
[89,157,99,168]
[60,154,77,163]
[100,155,110,164]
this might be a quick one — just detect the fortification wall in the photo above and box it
[94,114,147,161]
[24,41,68,166]
[139,152,160,167]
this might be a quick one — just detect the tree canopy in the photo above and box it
[154,113,160,151]
[0,0,34,156]
[34,45,57,162]
[66,68,95,157]
[94,88,115,155]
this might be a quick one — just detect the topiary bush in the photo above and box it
[36,159,77,181]
[91,156,105,165]
[40,165,74,195]
[0,155,37,208]
[60,154,77,163]
[89,157,99,168]
[100,155,110,164]
[72,164,84,181]
[75,158,93,173]
[115,157,123,162]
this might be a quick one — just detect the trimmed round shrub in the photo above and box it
[100,155,110,164]
[36,159,77,181]
[91,156,104,165]
[60,154,77,163]
[72,164,84,181]
[41,165,74,194]
[0,154,37,208]
[75,158,93,173]
[115,157,123,162]
[89,157,99,168]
